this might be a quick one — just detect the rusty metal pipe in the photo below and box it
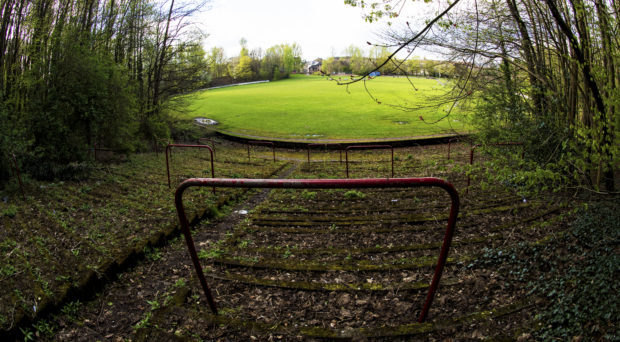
[447,137,460,161]
[198,138,216,158]
[247,141,276,162]
[175,177,460,322]
[307,143,331,163]
[165,144,215,190]
[345,145,394,178]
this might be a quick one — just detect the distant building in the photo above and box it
[305,59,322,74]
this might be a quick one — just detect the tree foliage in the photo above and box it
[347,0,618,192]
[0,0,208,180]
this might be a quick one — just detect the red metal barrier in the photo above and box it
[165,144,215,189]
[175,177,460,322]
[307,143,342,163]
[247,141,276,162]
[154,138,169,157]
[89,143,124,161]
[8,153,26,200]
[447,138,460,161]
[345,145,394,178]
[466,142,524,194]
[198,138,217,157]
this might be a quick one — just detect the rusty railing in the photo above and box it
[88,143,125,161]
[198,138,217,157]
[466,142,524,194]
[175,177,460,323]
[165,144,215,189]
[154,137,170,157]
[345,145,394,178]
[307,143,342,163]
[247,141,276,162]
[447,137,461,161]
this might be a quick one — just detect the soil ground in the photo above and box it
[1,141,596,341]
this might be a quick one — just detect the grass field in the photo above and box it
[175,75,472,141]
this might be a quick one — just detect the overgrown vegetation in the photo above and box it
[345,0,619,193]
[474,202,619,340]
[0,142,286,336]
[0,0,209,181]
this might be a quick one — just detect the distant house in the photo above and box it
[306,59,322,74]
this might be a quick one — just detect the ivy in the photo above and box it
[472,202,620,340]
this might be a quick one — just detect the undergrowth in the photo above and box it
[473,201,620,340]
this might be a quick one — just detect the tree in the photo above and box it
[234,55,253,81]
[260,43,302,80]
[207,46,228,78]
[345,0,617,192]
[0,0,210,180]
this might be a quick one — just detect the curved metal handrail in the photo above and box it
[175,177,460,323]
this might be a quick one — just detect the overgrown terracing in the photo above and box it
[0,140,288,338]
[3,140,606,341]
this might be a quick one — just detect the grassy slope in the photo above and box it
[0,145,287,335]
[176,75,471,141]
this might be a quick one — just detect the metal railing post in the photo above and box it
[198,138,217,158]
[447,137,460,161]
[466,142,524,194]
[247,141,276,162]
[345,145,394,178]
[165,144,215,190]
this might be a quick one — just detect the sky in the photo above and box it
[193,0,436,61]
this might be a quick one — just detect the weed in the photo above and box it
[2,204,17,218]
[147,299,160,311]
[162,294,174,307]
[55,275,70,282]
[20,327,34,341]
[198,247,224,259]
[144,246,162,261]
[283,248,292,259]
[174,278,187,288]
[60,300,82,320]
[301,190,317,200]
[344,190,366,200]
[133,312,152,330]
[32,319,56,339]
[1,264,16,277]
